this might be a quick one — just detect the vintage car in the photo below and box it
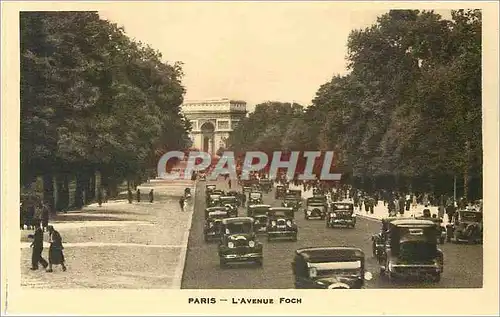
[275,185,286,200]
[247,204,271,233]
[226,190,241,207]
[220,196,239,217]
[212,189,225,196]
[282,190,302,211]
[218,217,264,268]
[291,247,373,289]
[248,191,263,205]
[371,217,409,257]
[377,219,444,282]
[446,209,483,244]
[258,179,273,193]
[304,196,327,220]
[207,194,222,207]
[327,202,356,228]
[415,216,446,244]
[204,209,230,242]
[312,187,324,196]
[205,206,230,219]
[267,207,298,241]
[205,184,216,195]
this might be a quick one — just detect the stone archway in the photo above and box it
[200,121,216,154]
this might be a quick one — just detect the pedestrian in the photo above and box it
[388,199,396,217]
[369,197,375,214]
[149,189,154,203]
[228,179,232,189]
[412,194,418,209]
[136,188,141,202]
[41,202,49,232]
[29,223,48,270]
[398,196,405,216]
[179,196,185,211]
[97,187,103,207]
[128,189,133,204]
[104,188,109,203]
[46,225,66,272]
[446,203,456,223]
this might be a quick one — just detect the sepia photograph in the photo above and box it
[2,1,499,315]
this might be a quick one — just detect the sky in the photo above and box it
[99,3,452,112]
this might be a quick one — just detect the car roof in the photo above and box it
[206,206,229,211]
[248,204,271,208]
[222,217,254,224]
[458,209,481,213]
[269,207,294,212]
[390,219,435,227]
[296,247,364,261]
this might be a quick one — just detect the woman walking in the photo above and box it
[46,225,67,272]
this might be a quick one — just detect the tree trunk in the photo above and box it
[464,140,470,201]
[74,173,85,208]
[42,174,55,212]
[57,174,70,211]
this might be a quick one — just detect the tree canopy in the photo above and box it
[227,10,482,198]
[21,12,191,208]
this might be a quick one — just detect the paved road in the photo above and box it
[182,180,482,289]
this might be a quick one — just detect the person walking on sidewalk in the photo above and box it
[398,196,405,216]
[228,179,232,189]
[46,226,67,272]
[29,223,48,270]
[149,189,154,203]
[179,196,185,211]
[136,188,141,202]
[97,187,103,207]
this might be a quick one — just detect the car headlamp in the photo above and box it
[255,220,260,224]
[228,242,235,248]
[209,222,214,228]
[307,210,312,215]
[309,267,317,278]
[332,213,337,217]
[286,220,292,227]
[248,240,255,247]
[271,220,277,226]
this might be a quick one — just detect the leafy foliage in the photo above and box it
[227,10,482,198]
[20,12,190,207]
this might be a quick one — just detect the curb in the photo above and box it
[171,181,197,289]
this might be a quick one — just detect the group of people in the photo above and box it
[29,224,66,272]
[127,188,154,204]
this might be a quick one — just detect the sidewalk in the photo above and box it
[284,183,449,225]
[21,179,196,289]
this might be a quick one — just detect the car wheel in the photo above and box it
[256,259,263,267]
[326,222,330,228]
[219,259,227,268]
[439,237,445,244]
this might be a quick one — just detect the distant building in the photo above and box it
[182,98,247,155]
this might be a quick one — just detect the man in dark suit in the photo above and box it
[29,223,48,270]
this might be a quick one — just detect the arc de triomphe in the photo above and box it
[182,98,247,155]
